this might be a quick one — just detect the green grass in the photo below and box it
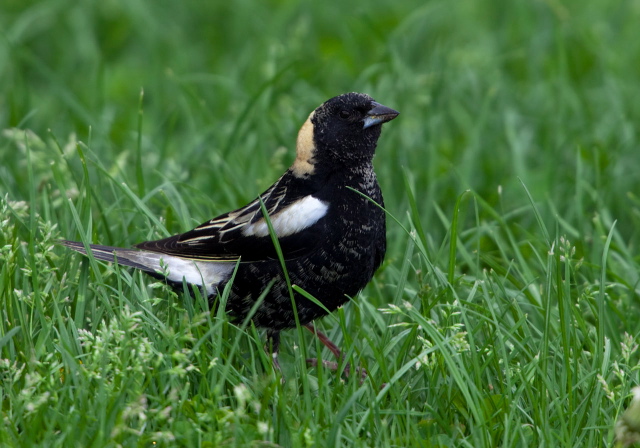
[2,0,640,446]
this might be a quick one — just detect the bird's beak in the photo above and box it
[363,102,400,129]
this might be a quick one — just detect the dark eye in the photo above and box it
[339,110,350,119]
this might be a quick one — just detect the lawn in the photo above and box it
[1,0,640,446]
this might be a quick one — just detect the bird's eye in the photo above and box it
[339,110,350,119]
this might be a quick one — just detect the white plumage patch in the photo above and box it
[127,251,234,296]
[242,195,328,238]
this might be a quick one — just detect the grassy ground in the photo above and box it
[2,0,640,446]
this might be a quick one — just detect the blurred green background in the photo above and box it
[3,0,639,237]
[2,0,640,446]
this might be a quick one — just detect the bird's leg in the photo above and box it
[304,323,342,358]
[304,323,367,378]
[265,329,283,378]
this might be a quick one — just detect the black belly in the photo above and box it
[224,226,385,330]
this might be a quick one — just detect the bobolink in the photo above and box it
[63,92,399,372]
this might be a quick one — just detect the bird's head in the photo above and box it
[292,93,399,178]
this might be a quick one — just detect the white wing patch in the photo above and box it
[127,251,234,296]
[242,195,328,238]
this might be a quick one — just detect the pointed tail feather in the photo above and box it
[60,240,161,274]
[60,240,235,296]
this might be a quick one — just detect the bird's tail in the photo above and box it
[60,240,235,296]
[60,240,163,275]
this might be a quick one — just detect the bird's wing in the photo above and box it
[134,174,329,262]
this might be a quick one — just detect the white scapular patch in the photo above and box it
[127,251,235,296]
[242,195,328,238]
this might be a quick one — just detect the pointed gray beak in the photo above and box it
[363,101,400,129]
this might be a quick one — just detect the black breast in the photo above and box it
[224,165,386,331]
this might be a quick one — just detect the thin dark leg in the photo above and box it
[266,329,282,375]
[304,323,367,378]
[304,324,342,359]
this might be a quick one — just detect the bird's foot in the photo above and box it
[305,357,368,379]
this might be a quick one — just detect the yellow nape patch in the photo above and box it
[291,112,316,177]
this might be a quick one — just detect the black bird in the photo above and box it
[63,92,399,372]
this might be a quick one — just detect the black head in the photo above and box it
[292,93,399,177]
